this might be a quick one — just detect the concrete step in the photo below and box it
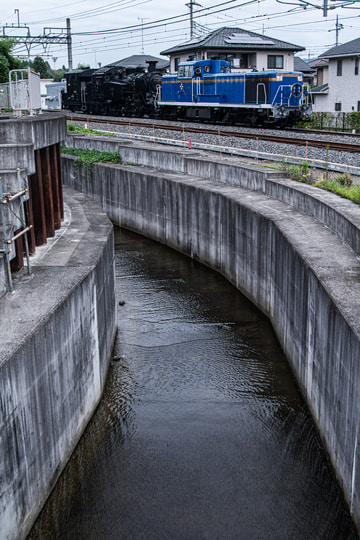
[0,169,29,195]
[0,143,35,175]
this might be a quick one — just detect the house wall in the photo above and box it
[256,50,294,71]
[328,56,360,112]
[316,65,329,85]
[314,57,360,113]
[168,49,295,73]
[312,94,329,113]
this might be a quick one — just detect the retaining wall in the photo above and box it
[0,187,117,540]
[62,142,360,531]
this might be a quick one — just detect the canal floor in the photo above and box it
[29,227,358,539]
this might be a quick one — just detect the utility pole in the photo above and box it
[66,18,73,70]
[137,17,149,54]
[323,0,328,16]
[186,0,202,39]
[1,19,72,67]
[328,14,343,45]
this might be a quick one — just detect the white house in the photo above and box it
[160,27,305,73]
[311,38,360,113]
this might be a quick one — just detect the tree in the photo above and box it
[52,69,67,82]
[0,39,21,83]
[32,56,52,79]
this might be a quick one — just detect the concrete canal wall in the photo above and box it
[0,187,116,540]
[63,138,360,531]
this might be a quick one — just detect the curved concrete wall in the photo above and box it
[62,147,360,531]
[0,188,116,540]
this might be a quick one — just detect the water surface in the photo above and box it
[29,227,358,539]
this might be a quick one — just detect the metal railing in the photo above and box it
[9,68,41,117]
[0,172,32,292]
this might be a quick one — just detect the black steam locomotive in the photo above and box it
[62,61,162,117]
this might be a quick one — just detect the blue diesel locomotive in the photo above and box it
[157,59,311,127]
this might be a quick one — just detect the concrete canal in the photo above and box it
[29,227,357,539]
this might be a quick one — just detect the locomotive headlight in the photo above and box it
[297,75,303,81]
[276,74,283,81]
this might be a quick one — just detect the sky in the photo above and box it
[1,0,360,69]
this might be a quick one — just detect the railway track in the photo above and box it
[66,114,360,154]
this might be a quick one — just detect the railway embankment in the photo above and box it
[63,135,360,532]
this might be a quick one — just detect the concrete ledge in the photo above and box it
[65,136,360,255]
[62,151,360,531]
[0,143,35,174]
[0,113,67,149]
[0,186,117,540]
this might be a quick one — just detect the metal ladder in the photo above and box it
[0,170,32,292]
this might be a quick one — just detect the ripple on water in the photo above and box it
[28,228,358,540]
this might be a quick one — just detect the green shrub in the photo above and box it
[67,122,115,137]
[335,172,353,187]
[61,146,123,177]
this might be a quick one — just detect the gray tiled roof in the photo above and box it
[294,56,315,74]
[319,38,360,58]
[308,57,329,68]
[310,83,329,94]
[106,55,169,70]
[160,27,304,55]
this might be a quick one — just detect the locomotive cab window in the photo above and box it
[178,65,193,78]
[268,55,283,69]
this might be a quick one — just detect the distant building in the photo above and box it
[310,38,360,113]
[107,54,169,72]
[160,27,305,73]
[294,56,315,85]
[45,81,66,110]
[308,57,329,87]
[40,79,53,110]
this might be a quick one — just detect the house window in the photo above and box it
[174,57,180,71]
[335,102,342,111]
[268,55,283,69]
[355,58,359,76]
[337,60,342,76]
[357,101,360,112]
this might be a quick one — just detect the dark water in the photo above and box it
[29,227,358,539]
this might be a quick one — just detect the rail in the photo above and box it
[66,114,360,154]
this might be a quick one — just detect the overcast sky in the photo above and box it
[2,0,360,69]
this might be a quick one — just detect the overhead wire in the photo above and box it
[10,0,360,62]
